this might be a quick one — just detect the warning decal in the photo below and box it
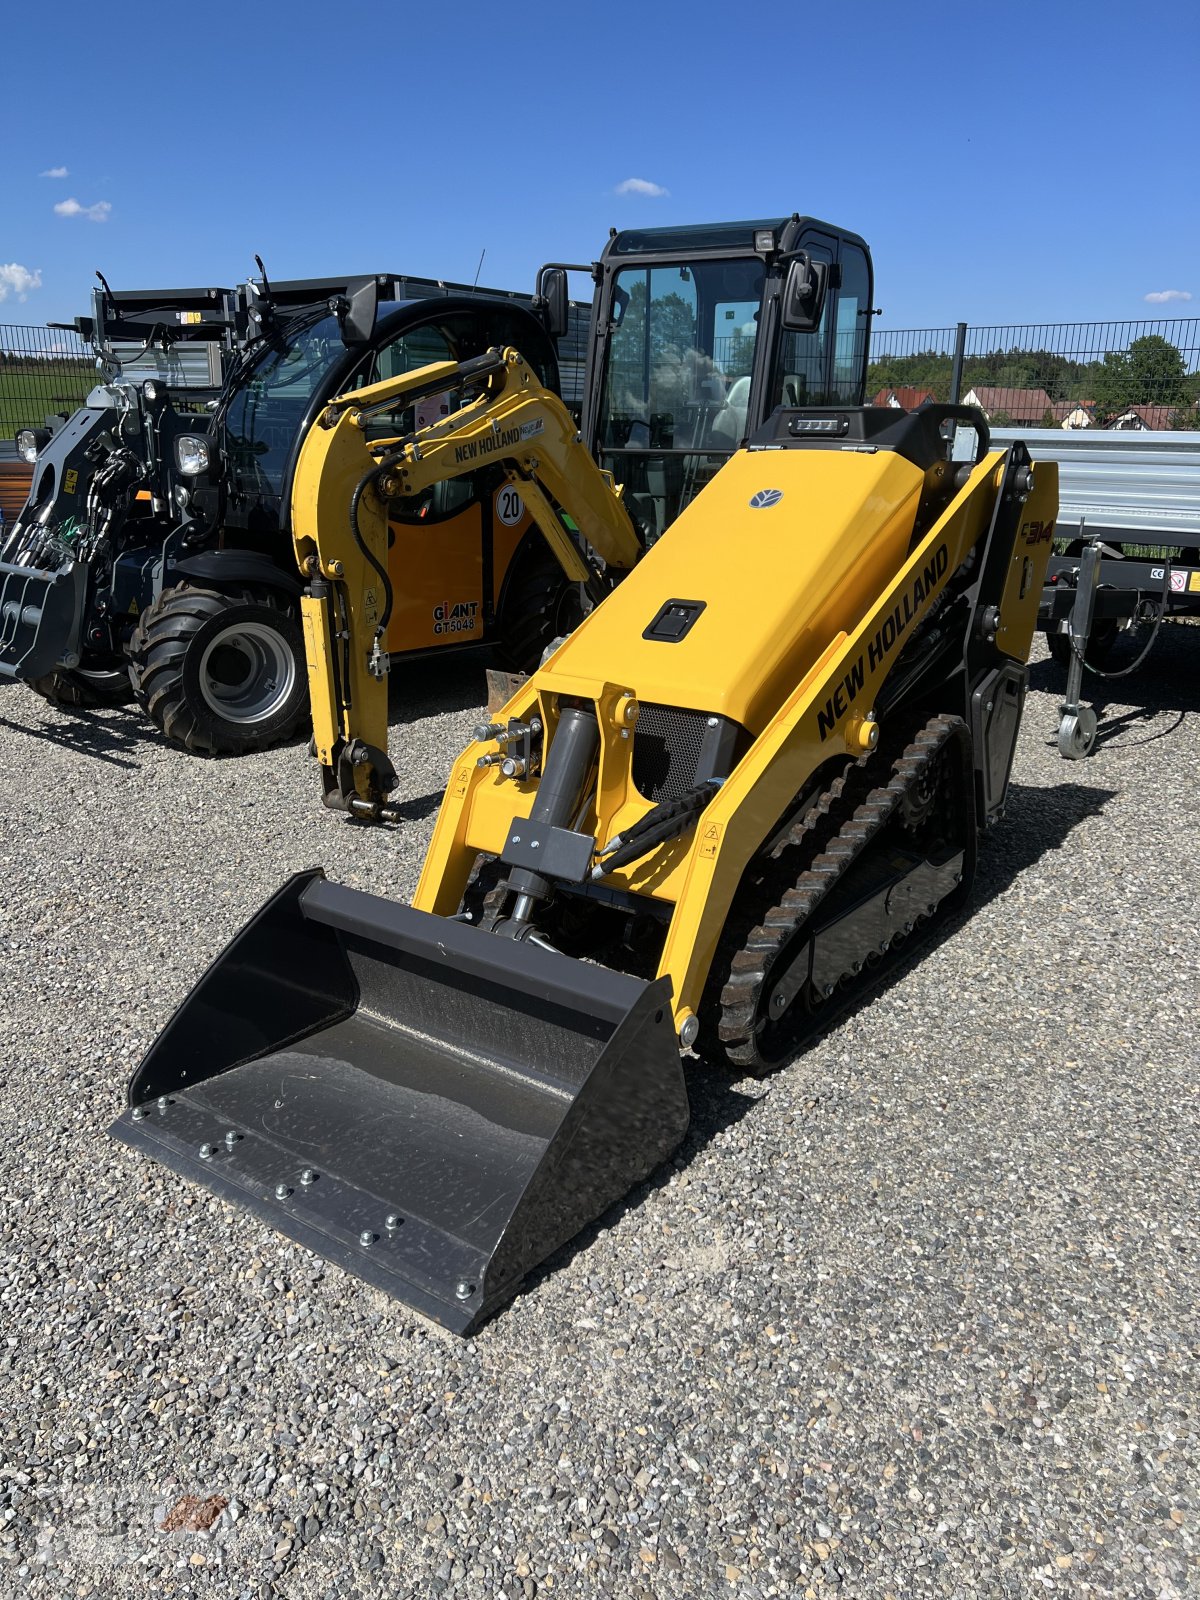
[699,821,723,860]
[1190,571,1200,593]
[1170,571,1187,592]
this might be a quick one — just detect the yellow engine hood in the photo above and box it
[550,445,924,732]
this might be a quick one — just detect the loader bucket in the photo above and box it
[110,871,689,1333]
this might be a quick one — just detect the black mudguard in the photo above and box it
[169,549,303,597]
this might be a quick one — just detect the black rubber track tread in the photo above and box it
[706,715,970,1075]
[496,550,585,675]
[129,582,307,756]
[27,669,135,710]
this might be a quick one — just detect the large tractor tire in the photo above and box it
[130,583,308,756]
[28,667,135,709]
[496,548,586,674]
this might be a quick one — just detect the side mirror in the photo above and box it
[538,267,570,340]
[781,253,829,334]
[338,276,379,346]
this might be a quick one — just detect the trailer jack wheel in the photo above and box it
[1057,706,1097,760]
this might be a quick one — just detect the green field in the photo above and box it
[0,364,97,435]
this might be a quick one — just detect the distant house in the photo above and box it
[1109,404,1179,431]
[1052,400,1094,429]
[872,386,935,410]
[962,386,1055,425]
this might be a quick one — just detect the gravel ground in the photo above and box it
[0,628,1197,1599]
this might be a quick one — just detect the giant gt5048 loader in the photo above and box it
[112,217,1058,1332]
[2,268,588,752]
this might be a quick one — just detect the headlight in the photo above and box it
[16,428,43,464]
[174,434,211,476]
[142,380,161,404]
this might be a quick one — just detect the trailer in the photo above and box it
[1013,428,1200,757]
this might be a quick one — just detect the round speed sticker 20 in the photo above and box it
[495,485,524,527]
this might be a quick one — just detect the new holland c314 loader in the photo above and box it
[111,217,1059,1332]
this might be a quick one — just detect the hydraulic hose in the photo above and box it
[347,464,394,639]
[592,781,721,876]
[1067,599,1164,680]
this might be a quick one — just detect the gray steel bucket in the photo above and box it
[110,871,690,1333]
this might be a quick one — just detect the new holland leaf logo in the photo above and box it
[749,488,784,509]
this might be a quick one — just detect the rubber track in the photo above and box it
[714,714,967,1072]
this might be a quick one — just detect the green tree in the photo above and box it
[865,349,953,401]
[1091,335,1189,422]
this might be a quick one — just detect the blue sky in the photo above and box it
[2,0,1196,333]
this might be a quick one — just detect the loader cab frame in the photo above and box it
[582,215,873,542]
[210,288,563,544]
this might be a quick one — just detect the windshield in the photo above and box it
[600,259,764,450]
[596,259,765,541]
[221,313,348,514]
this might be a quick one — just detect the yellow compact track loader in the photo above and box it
[112,219,1058,1333]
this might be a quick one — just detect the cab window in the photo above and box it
[601,260,764,451]
[832,244,870,402]
[365,324,473,518]
[365,324,456,438]
[597,257,766,540]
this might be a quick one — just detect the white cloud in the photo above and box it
[1143,288,1192,304]
[54,196,111,223]
[0,263,43,304]
[615,177,669,198]
[39,165,69,179]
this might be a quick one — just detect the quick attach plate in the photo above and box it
[501,820,596,883]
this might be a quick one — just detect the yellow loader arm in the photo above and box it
[290,346,643,817]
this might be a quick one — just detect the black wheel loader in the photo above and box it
[2,267,585,753]
[111,217,1059,1332]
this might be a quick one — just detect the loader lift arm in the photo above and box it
[290,346,644,817]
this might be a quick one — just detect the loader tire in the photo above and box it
[130,582,308,756]
[28,666,135,709]
[496,548,586,675]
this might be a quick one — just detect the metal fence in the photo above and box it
[8,311,1200,445]
[868,317,1200,430]
[0,322,98,441]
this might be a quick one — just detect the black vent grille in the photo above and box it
[631,703,711,802]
